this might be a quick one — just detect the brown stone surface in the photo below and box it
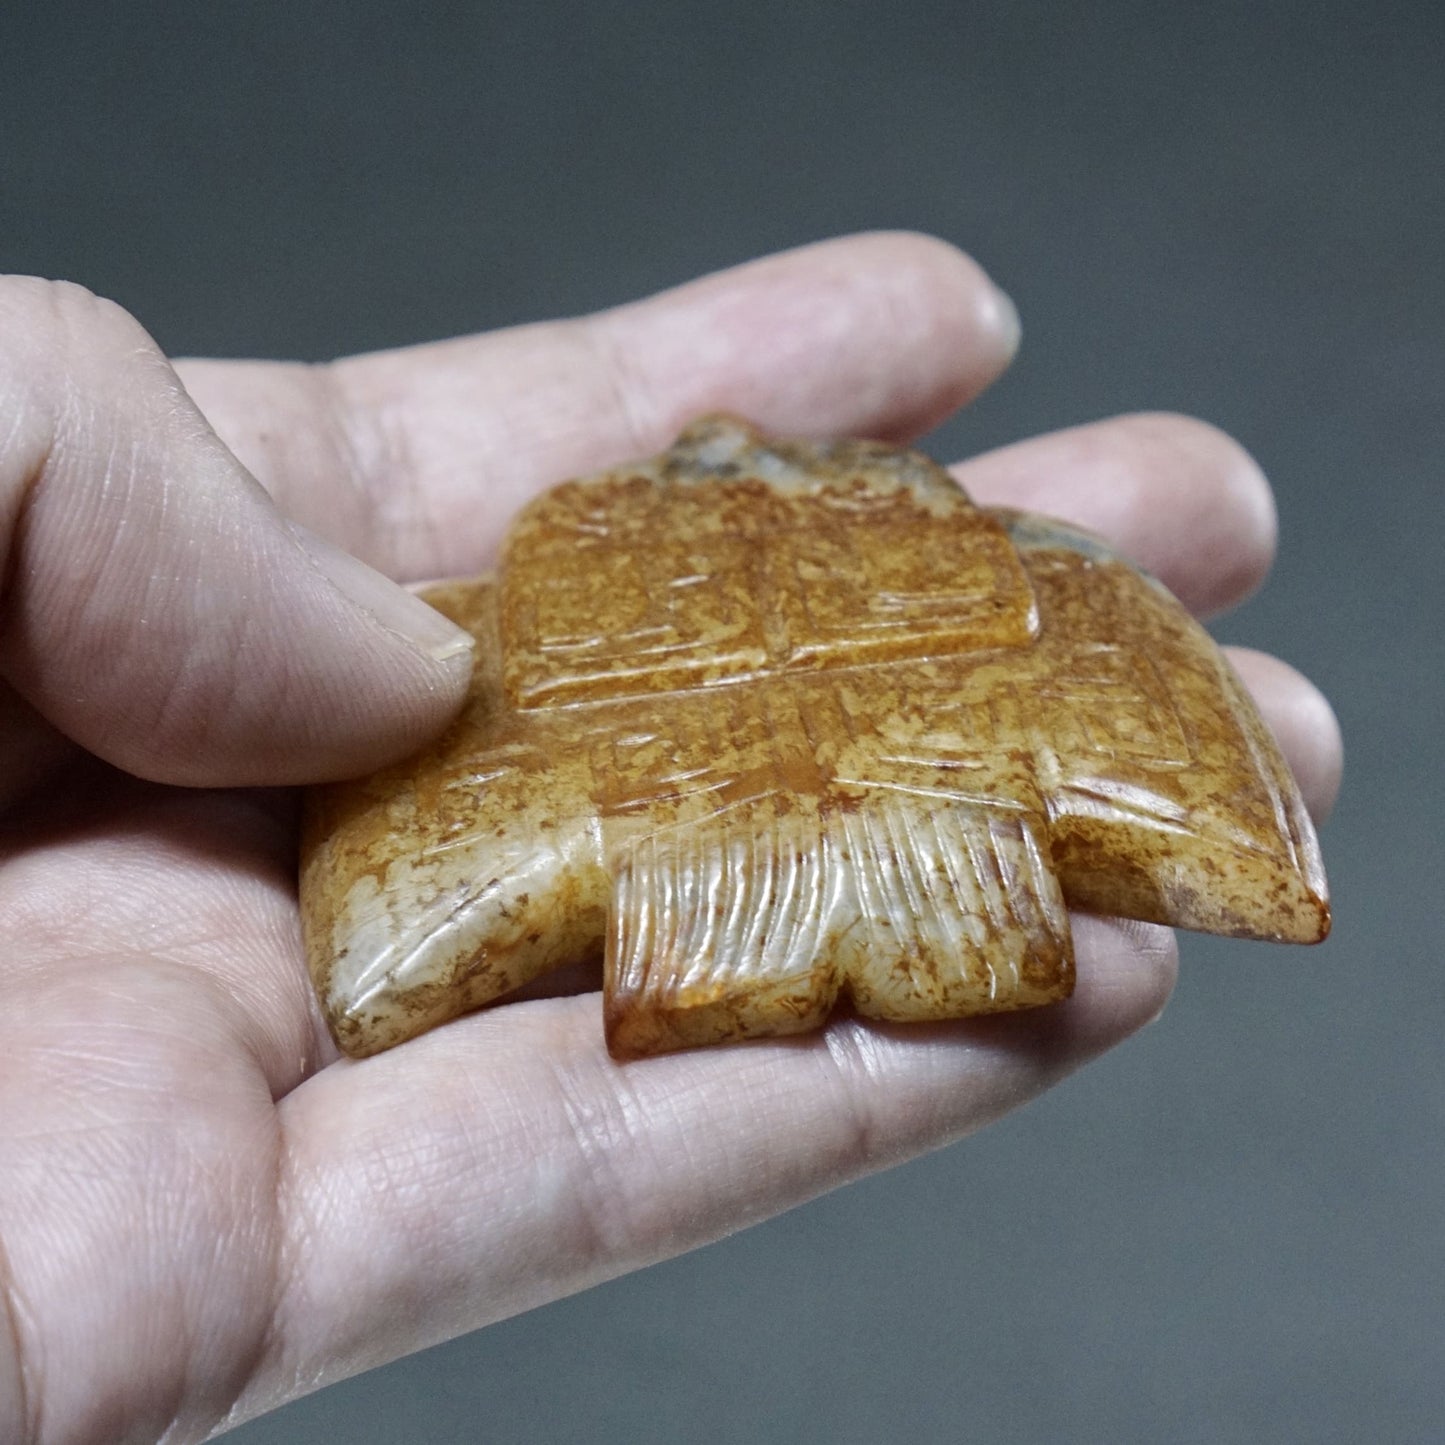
[300,416,1329,1059]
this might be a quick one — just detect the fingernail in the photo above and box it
[290,523,475,668]
[990,285,1022,362]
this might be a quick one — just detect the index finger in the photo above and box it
[176,232,1020,579]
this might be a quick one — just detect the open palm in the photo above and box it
[0,235,1340,1443]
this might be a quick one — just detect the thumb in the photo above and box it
[0,279,474,787]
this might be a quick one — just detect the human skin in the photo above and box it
[0,233,1341,1443]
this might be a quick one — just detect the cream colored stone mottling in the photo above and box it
[300,417,1328,1059]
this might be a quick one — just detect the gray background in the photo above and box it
[2,1,1441,1440]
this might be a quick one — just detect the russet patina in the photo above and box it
[300,417,1329,1058]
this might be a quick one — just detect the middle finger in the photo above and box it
[955,411,1278,618]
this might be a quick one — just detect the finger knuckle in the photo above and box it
[0,278,155,390]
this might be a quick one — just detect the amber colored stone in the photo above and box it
[300,417,1329,1059]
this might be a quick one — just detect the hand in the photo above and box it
[0,235,1341,1443]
